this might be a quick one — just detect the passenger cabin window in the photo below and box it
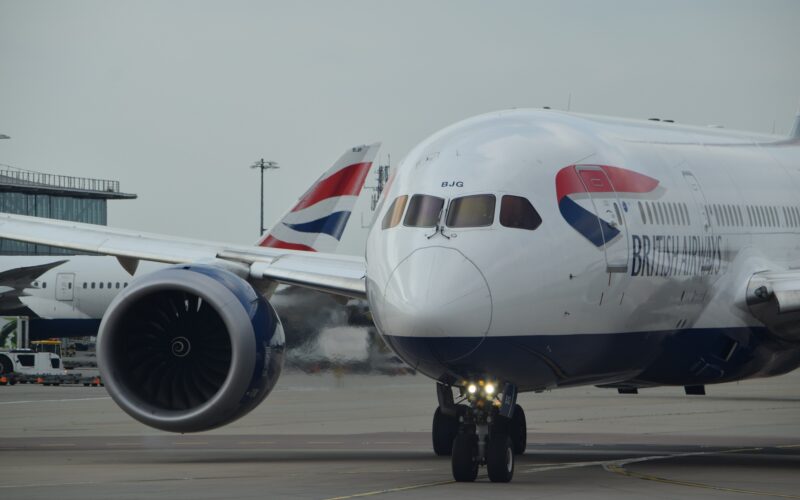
[446,194,496,228]
[500,195,542,230]
[403,195,444,228]
[381,195,408,229]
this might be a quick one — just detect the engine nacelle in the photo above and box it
[97,264,285,433]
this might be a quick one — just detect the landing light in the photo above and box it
[467,384,477,394]
[485,383,495,395]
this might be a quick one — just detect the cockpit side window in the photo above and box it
[446,194,496,228]
[500,195,542,230]
[403,194,445,228]
[382,195,408,229]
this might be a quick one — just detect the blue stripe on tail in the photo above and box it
[282,211,352,240]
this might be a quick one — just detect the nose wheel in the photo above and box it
[486,434,514,482]
[451,434,479,481]
[432,382,525,483]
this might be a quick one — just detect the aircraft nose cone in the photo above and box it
[380,247,492,362]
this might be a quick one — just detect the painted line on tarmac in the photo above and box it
[0,481,100,490]
[0,396,110,405]
[603,445,800,499]
[323,479,454,500]
[522,460,610,473]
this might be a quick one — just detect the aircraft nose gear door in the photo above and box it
[55,273,75,302]
[575,166,629,273]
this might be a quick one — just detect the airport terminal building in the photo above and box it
[0,167,136,255]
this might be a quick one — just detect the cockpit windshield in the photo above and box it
[403,194,445,228]
[500,195,542,230]
[382,195,408,229]
[446,194,496,228]
[383,192,542,231]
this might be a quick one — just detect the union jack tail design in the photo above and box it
[258,143,381,252]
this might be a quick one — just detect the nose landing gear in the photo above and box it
[432,381,526,483]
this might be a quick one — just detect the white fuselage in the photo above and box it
[0,256,163,320]
[365,109,800,390]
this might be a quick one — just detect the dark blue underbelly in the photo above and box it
[382,327,800,391]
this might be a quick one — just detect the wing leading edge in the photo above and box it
[0,213,367,299]
[746,270,800,342]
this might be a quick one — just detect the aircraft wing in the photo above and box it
[748,271,800,314]
[0,213,367,299]
[746,270,800,342]
[0,259,68,289]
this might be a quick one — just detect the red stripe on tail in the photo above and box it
[292,162,372,212]
[259,235,317,251]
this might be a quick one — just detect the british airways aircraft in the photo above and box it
[0,144,379,338]
[1,109,799,483]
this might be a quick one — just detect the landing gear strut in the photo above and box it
[432,381,525,483]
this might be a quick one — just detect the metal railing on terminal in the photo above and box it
[0,168,120,194]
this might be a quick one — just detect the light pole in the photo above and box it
[250,159,279,236]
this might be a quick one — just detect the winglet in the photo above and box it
[258,143,381,252]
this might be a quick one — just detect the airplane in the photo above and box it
[0,143,380,340]
[0,108,799,484]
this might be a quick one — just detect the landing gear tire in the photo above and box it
[432,407,460,456]
[509,404,526,455]
[451,434,479,482]
[486,434,514,483]
[495,404,527,455]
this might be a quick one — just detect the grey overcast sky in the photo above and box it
[1,0,799,255]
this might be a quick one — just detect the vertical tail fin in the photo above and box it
[258,143,381,252]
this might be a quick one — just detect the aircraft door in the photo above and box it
[55,273,75,302]
[681,170,713,235]
[575,166,629,273]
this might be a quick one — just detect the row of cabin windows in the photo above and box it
[708,204,744,227]
[31,281,129,290]
[741,204,800,229]
[638,200,800,230]
[637,201,691,226]
[706,204,800,229]
[82,282,129,290]
[783,206,800,227]
[382,194,543,231]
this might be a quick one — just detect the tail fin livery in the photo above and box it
[258,143,381,252]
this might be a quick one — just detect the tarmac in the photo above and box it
[1,368,799,499]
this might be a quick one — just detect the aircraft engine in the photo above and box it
[97,264,285,433]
